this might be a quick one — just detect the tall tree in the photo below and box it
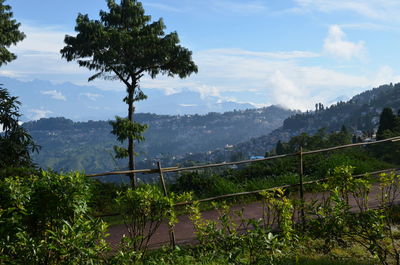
[0,1,39,169]
[0,0,25,66]
[376,107,396,140]
[61,0,198,186]
[275,140,285,155]
[0,87,39,168]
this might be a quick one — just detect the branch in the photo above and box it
[109,66,131,88]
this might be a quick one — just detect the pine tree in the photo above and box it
[376,108,396,140]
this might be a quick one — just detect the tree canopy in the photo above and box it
[376,107,397,140]
[61,0,198,186]
[0,87,39,168]
[0,1,38,169]
[0,0,25,66]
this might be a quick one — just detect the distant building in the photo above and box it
[250,156,264,160]
[363,138,375,143]
[225,144,234,150]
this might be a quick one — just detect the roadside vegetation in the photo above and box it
[2,166,400,264]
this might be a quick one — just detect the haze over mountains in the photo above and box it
[185,82,400,164]
[9,74,400,176]
[0,77,257,121]
[24,106,296,174]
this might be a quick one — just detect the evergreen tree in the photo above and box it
[0,1,38,169]
[0,87,39,168]
[0,0,25,66]
[61,0,198,186]
[275,140,285,155]
[376,108,396,140]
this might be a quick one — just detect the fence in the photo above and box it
[87,135,400,247]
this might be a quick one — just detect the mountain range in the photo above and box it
[0,76,257,121]
[14,77,400,177]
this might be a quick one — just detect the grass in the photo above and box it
[137,238,379,265]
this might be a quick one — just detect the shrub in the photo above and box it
[115,185,190,255]
[0,170,108,264]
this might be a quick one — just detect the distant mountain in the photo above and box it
[0,77,257,120]
[179,83,400,164]
[24,106,296,174]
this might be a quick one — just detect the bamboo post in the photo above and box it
[299,147,305,227]
[157,162,176,248]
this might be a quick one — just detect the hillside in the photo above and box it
[25,106,296,173]
[180,83,400,164]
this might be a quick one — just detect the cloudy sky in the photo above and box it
[3,0,400,112]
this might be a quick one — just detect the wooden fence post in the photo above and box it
[299,147,305,227]
[157,161,176,248]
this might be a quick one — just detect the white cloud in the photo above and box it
[206,48,320,59]
[270,70,307,110]
[2,22,399,113]
[190,84,221,99]
[370,65,400,87]
[211,1,268,14]
[28,109,53,120]
[294,0,400,22]
[2,23,91,83]
[179,104,198,107]
[143,2,181,12]
[338,22,394,31]
[13,25,68,54]
[40,90,66,101]
[80,92,103,101]
[323,25,366,60]
[0,70,21,78]
[141,47,400,111]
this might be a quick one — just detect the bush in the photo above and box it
[115,185,190,256]
[0,170,108,264]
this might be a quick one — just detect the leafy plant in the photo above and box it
[307,166,400,265]
[0,171,108,264]
[115,185,190,255]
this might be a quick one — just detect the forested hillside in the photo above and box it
[25,105,296,173]
[180,83,400,164]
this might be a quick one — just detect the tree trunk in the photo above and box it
[128,86,137,187]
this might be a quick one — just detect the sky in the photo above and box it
[3,0,400,114]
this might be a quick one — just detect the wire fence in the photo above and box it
[88,135,400,247]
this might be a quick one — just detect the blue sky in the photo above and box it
[3,0,400,115]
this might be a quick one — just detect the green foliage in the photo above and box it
[89,180,125,215]
[110,116,148,144]
[276,140,285,155]
[371,107,400,165]
[115,185,190,254]
[24,107,296,175]
[283,128,352,153]
[376,107,398,140]
[259,188,296,241]
[61,0,198,185]
[110,116,148,159]
[61,0,198,82]
[307,166,400,265]
[187,201,286,265]
[170,170,299,200]
[0,0,25,66]
[0,171,108,264]
[0,87,39,169]
[0,166,39,179]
